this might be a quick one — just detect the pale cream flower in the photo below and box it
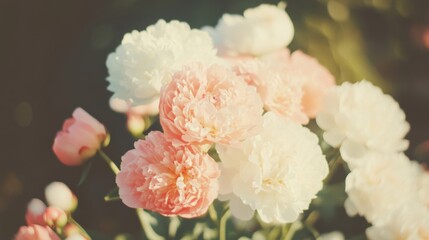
[344,152,419,225]
[106,19,217,105]
[366,205,429,240]
[206,4,294,56]
[216,112,328,223]
[316,80,409,161]
[417,165,429,209]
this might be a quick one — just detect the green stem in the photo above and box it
[208,204,218,223]
[268,226,282,239]
[219,209,231,240]
[324,153,343,184]
[98,149,119,175]
[136,208,164,240]
[304,211,319,227]
[281,224,289,239]
[284,221,302,240]
[69,217,91,240]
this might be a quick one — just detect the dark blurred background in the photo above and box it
[1,0,429,239]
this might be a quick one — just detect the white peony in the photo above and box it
[417,165,429,208]
[106,19,217,105]
[205,4,294,56]
[316,80,409,162]
[344,152,419,225]
[216,112,328,223]
[366,205,429,240]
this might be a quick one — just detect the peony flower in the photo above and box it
[159,63,263,148]
[15,225,60,240]
[106,19,217,105]
[45,182,77,212]
[216,112,328,223]
[344,152,419,225]
[366,205,429,240]
[316,80,409,161]
[231,50,308,124]
[53,108,107,166]
[116,131,220,218]
[205,4,294,56]
[286,50,336,118]
[25,199,46,226]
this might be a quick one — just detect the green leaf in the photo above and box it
[104,187,120,202]
[77,160,94,187]
[316,182,347,207]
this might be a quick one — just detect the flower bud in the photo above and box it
[63,223,80,237]
[25,198,47,226]
[45,182,78,212]
[53,108,107,166]
[43,207,68,228]
[127,114,145,136]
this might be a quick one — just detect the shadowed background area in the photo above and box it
[1,0,429,239]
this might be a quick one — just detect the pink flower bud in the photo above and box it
[15,224,60,240]
[53,108,107,166]
[25,199,46,226]
[43,207,68,228]
[45,182,78,212]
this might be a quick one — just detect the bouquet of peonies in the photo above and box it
[15,3,429,240]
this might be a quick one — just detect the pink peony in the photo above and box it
[231,49,335,123]
[232,51,308,124]
[287,50,335,118]
[15,225,60,240]
[25,199,46,226]
[159,63,263,147]
[53,108,107,166]
[116,131,220,218]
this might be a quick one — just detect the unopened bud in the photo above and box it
[43,207,68,227]
[45,182,78,212]
[127,114,145,136]
[25,198,47,226]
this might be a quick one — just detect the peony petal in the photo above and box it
[323,130,345,147]
[229,195,255,221]
[340,139,367,162]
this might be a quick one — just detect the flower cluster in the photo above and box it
[316,81,428,239]
[17,2,428,240]
[16,182,87,240]
[107,3,333,224]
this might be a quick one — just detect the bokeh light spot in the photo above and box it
[327,1,350,22]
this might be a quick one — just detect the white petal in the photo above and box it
[229,195,255,221]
